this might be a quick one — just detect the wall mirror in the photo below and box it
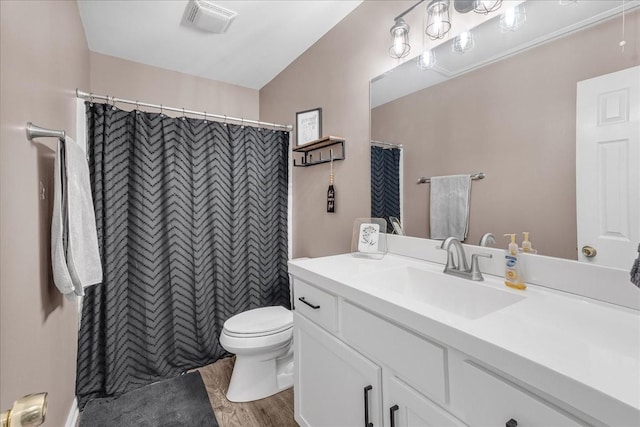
[370,0,639,268]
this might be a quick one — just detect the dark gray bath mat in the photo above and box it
[79,372,218,427]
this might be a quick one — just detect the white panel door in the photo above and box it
[576,66,640,268]
[294,313,382,427]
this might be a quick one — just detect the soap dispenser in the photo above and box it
[504,234,526,290]
[521,232,537,254]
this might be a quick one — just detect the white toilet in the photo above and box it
[219,306,294,402]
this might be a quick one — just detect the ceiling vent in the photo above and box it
[182,0,237,34]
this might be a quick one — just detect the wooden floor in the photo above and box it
[196,357,298,427]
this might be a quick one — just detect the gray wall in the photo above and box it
[0,1,90,424]
[260,1,407,258]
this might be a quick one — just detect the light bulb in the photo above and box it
[452,30,475,53]
[393,32,405,56]
[417,49,436,70]
[499,3,526,32]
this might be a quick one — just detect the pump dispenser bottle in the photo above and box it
[504,234,526,290]
[521,232,537,254]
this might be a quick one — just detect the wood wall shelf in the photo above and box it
[293,136,345,167]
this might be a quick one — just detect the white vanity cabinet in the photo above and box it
[291,274,610,427]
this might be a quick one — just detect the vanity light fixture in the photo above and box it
[452,30,475,53]
[499,2,526,32]
[474,0,503,14]
[417,49,437,70]
[389,18,411,59]
[426,0,452,40]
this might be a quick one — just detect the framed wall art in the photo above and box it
[296,107,322,146]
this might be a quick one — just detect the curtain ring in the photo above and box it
[241,117,244,129]
[135,100,140,114]
[111,96,117,111]
[203,111,207,123]
[223,115,227,126]
[89,92,94,107]
[160,104,164,116]
[182,107,186,121]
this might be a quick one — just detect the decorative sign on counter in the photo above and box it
[351,218,387,259]
[358,223,380,252]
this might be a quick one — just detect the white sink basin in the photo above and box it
[356,266,525,320]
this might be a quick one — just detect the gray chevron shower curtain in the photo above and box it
[371,146,401,232]
[76,103,290,408]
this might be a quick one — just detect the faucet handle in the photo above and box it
[469,253,493,281]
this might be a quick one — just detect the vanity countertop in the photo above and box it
[288,253,640,426]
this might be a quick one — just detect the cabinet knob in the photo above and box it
[389,404,399,427]
[506,418,518,427]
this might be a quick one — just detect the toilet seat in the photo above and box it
[223,306,293,338]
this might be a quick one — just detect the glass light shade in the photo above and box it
[499,3,526,32]
[452,30,475,53]
[417,49,436,70]
[474,0,502,14]
[426,0,451,40]
[389,19,410,59]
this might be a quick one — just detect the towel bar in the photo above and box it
[417,172,485,185]
[26,122,65,141]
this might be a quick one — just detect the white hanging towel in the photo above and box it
[429,174,472,241]
[51,140,75,295]
[51,137,102,296]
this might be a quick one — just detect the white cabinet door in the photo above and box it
[386,376,466,427]
[294,313,382,427]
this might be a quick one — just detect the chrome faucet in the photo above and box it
[479,232,497,247]
[438,237,492,281]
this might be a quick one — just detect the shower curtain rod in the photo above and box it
[371,139,403,148]
[76,89,293,130]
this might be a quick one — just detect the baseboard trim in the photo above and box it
[65,397,79,427]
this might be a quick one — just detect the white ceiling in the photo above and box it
[77,0,363,90]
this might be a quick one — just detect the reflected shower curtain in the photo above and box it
[371,146,401,232]
[76,103,290,407]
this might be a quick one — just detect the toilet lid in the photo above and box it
[223,306,293,337]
